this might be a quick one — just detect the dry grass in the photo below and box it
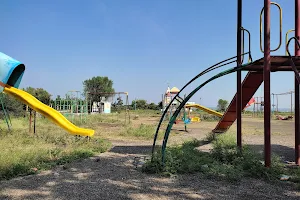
[0,110,163,180]
[0,110,299,199]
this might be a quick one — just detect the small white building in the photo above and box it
[103,102,111,113]
[91,101,111,114]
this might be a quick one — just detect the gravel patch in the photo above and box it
[0,140,299,200]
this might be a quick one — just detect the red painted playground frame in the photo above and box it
[235,0,300,167]
[152,1,300,168]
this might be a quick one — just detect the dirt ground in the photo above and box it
[168,116,297,162]
[0,116,300,199]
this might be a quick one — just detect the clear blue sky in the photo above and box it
[0,0,297,108]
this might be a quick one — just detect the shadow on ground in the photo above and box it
[247,144,296,163]
[0,144,299,200]
[109,145,152,155]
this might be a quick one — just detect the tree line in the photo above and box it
[0,75,229,117]
[0,76,162,117]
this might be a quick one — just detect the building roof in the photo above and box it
[170,86,180,94]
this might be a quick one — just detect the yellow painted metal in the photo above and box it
[3,86,95,137]
[285,29,295,55]
[185,104,223,118]
[260,2,282,53]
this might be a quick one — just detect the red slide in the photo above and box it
[213,72,263,133]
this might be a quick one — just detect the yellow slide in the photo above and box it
[185,104,223,118]
[3,86,94,137]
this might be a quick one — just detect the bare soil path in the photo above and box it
[0,117,299,199]
[0,138,299,200]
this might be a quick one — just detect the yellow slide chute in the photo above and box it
[185,104,223,118]
[3,86,94,137]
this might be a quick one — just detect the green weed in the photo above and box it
[143,133,292,183]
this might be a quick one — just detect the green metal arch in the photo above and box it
[160,62,253,165]
[151,53,251,158]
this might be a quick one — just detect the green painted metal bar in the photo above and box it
[151,52,251,157]
[160,62,253,165]
[0,94,11,130]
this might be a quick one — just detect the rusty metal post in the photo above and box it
[33,111,36,135]
[276,95,278,112]
[264,0,271,167]
[295,0,300,165]
[29,109,32,133]
[253,97,256,117]
[261,97,263,113]
[291,91,293,115]
[237,0,242,149]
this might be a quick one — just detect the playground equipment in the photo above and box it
[87,92,130,124]
[0,52,94,137]
[272,91,294,115]
[252,96,264,117]
[0,93,12,130]
[244,97,256,110]
[51,90,89,123]
[191,116,200,122]
[251,92,293,117]
[152,0,300,167]
[162,86,190,131]
[185,104,223,118]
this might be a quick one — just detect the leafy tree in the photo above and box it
[1,87,52,117]
[0,94,25,117]
[56,95,61,101]
[131,99,147,109]
[83,76,115,103]
[24,87,51,104]
[158,101,163,109]
[116,97,123,106]
[217,99,228,112]
[148,102,159,110]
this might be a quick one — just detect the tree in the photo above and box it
[24,87,51,104]
[1,94,25,117]
[55,95,61,101]
[83,76,115,103]
[217,99,228,112]
[131,99,147,109]
[1,87,52,117]
[148,102,159,110]
[158,101,163,109]
[116,96,123,106]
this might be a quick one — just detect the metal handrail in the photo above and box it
[286,36,300,84]
[286,36,300,57]
[260,2,282,53]
[285,29,295,55]
[240,27,253,63]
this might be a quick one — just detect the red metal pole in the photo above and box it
[264,0,271,167]
[237,0,242,149]
[295,0,300,165]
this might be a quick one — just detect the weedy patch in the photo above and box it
[0,118,111,180]
[143,133,298,184]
